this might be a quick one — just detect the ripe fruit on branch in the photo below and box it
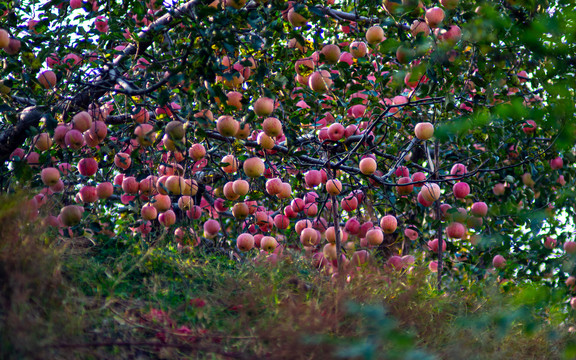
[114,152,131,170]
[188,143,206,161]
[380,215,397,234]
[493,183,505,196]
[550,156,563,170]
[0,29,9,48]
[320,44,341,64]
[287,8,308,27]
[41,167,60,186]
[365,26,385,45]
[38,70,57,89]
[414,122,434,140]
[425,7,445,28]
[261,236,278,252]
[327,123,345,141]
[349,41,367,58]
[411,20,430,37]
[471,202,488,217]
[366,227,384,246]
[453,182,470,199]
[237,233,254,251]
[359,157,377,175]
[309,70,332,93]
[221,154,239,173]
[165,120,185,140]
[492,255,506,269]
[522,120,537,134]
[217,115,239,137]
[262,117,283,137]
[78,157,98,177]
[72,111,92,132]
[232,179,249,197]
[243,157,265,178]
[446,222,466,239]
[420,183,441,202]
[397,177,413,195]
[253,97,274,116]
[59,205,84,227]
[326,179,342,195]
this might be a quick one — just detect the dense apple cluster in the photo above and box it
[1,0,574,296]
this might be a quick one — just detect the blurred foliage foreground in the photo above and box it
[1,196,576,360]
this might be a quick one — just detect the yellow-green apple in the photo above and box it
[59,205,84,227]
[414,122,434,140]
[365,25,385,45]
[217,115,239,137]
[253,97,274,116]
[243,157,265,178]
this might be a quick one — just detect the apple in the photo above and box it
[411,20,430,37]
[132,108,150,123]
[380,215,397,234]
[188,143,206,161]
[38,70,57,89]
[4,38,20,55]
[59,205,84,227]
[550,156,563,170]
[237,233,255,251]
[341,196,357,212]
[493,183,505,196]
[253,97,274,116]
[446,222,466,239]
[440,0,458,9]
[274,214,290,229]
[204,219,220,235]
[420,183,441,202]
[141,204,158,220]
[277,182,292,199]
[261,236,278,252]
[232,179,250,197]
[257,132,275,149]
[158,210,176,227]
[365,25,385,45]
[544,236,557,249]
[453,182,470,199]
[404,228,418,241]
[359,157,377,175]
[428,261,439,272]
[326,179,342,195]
[323,243,337,260]
[96,182,114,199]
[411,172,427,186]
[0,29,9,48]
[287,8,308,27]
[428,238,447,253]
[114,152,131,170]
[295,58,314,75]
[366,228,384,246]
[78,157,98,177]
[309,70,332,93]
[471,202,488,217]
[165,120,185,140]
[122,176,139,194]
[79,186,98,203]
[178,196,194,210]
[243,157,265,178]
[41,167,60,186]
[265,178,283,195]
[305,170,322,187]
[492,255,506,269]
[300,228,318,246]
[388,256,403,270]
[152,194,171,212]
[72,111,92,133]
[262,117,283,137]
[397,177,413,195]
[328,123,345,141]
[414,122,434,140]
[349,41,367,58]
[564,241,576,254]
[217,115,239,137]
[232,203,249,219]
[425,7,445,28]
[221,154,238,173]
[65,129,85,149]
[522,120,537,134]
[187,205,202,220]
[450,163,467,176]
[321,44,341,64]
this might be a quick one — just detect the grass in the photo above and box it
[1,196,575,359]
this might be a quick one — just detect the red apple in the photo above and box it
[453,182,470,199]
[380,215,397,234]
[492,255,506,269]
[425,7,445,28]
[78,157,98,177]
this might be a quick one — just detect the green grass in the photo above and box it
[1,197,575,359]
